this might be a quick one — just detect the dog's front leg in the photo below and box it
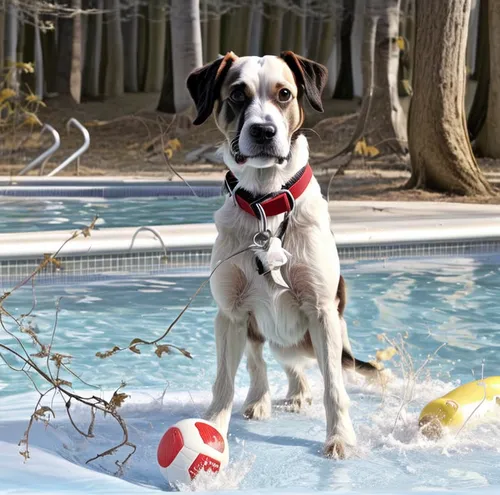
[205,310,247,437]
[308,306,356,459]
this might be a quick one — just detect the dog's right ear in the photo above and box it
[187,52,238,125]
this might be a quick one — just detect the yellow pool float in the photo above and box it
[419,376,500,439]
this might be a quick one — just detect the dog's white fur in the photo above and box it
[198,55,356,458]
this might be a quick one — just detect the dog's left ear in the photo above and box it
[280,51,328,112]
[187,51,238,125]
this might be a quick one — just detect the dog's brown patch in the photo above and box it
[247,314,266,344]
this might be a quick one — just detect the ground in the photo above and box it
[1,91,499,204]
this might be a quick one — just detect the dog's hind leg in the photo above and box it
[270,339,314,412]
[205,310,247,436]
[242,323,272,420]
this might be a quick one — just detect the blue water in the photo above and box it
[0,257,499,493]
[0,196,224,233]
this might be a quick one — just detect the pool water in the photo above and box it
[0,196,224,233]
[0,257,499,494]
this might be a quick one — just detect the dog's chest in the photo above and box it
[246,267,308,346]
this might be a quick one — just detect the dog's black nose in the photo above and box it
[249,123,277,143]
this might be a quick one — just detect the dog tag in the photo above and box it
[267,237,291,289]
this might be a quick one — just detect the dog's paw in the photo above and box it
[275,394,312,413]
[242,397,272,420]
[323,437,347,460]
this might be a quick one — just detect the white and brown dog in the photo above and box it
[186,51,380,458]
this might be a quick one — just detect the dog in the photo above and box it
[186,51,381,458]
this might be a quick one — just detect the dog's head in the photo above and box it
[186,52,328,171]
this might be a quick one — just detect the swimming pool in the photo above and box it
[1,257,499,494]
[0,196,224,233]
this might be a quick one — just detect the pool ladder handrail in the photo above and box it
[18,123,61,176]
[46,118,90,177]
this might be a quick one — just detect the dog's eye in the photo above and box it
[230,89,246,103]
[278,88,292,102]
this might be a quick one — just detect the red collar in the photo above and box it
[224,164,313,218]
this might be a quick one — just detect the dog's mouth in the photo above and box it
[230,137,288,165]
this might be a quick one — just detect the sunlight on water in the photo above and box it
[0,196,224,233]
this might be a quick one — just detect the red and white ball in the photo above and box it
[157,418,229,486]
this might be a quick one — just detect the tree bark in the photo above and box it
[70,0,82,103]
[207,0,221,60]
[104,0,124,97]
[34,12,44,99]
[361,0,408,155]
[332,0,355,99]
[317,16,336,67]
[5,2,18,89]
[476,0,500,157]
[144,0,166,92]
[407,0,493,195]
[397,0,413,96]
[83,0,103,97]
[0,6,5,82]
[293,0,307,56]
[56,10,72,95]
[249,0,263,56]
[161,0,202,114]
[123,2,139,92]
[261,4,284,55]
[467,0,489,143]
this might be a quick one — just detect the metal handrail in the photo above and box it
[18,124,61,176]
[46,118,90,177]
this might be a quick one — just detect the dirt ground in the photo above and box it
[1,91,500,204]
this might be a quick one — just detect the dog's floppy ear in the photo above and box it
[187,51,238,125]
[280,51,328,112]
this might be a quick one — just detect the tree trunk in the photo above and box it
[261,4,284,55]
[317,16,336,67]
[332,0,355,99]
[475,0,500,157]
[104,0,124,97]
[249,0,263,56]
[56,11,72,95]
[123,2,139,92]
[360,0,408,155]
[42,15,58,95]
[5,2,18,89]
[160,0,202,114]
[137,3,148,91]
[34,12,44,99]
[144,0,166,92]
[467,0,488,143]
[70,0,82,103]
[207,0,221,60]
[407,0,493,195]
[293,0,307,56]
[306,16,322,61]
[397,0,413,96]
[83,0,103,97]
[0,7,4,81]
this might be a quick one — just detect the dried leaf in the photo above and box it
[164,148,173,159]
[50,353,72,367]
[25,93,46,106]
[395,36,405,50]
[108,392,129,412]
[178,348,193,359]
[354,138,367,156]
[365,145,380,157]
[129,338,147,346]
[167,138,182,151]
[155,345,171,358]
[22,112,42,127]
[376,347,397,362]
[96,345,120,359]
[16,61,35,73]
[401,79,413,96]
[0,88,16,104]
[129,346,141,354]
[34,406,55,419]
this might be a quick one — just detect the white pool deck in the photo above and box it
[1,200,500,260]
